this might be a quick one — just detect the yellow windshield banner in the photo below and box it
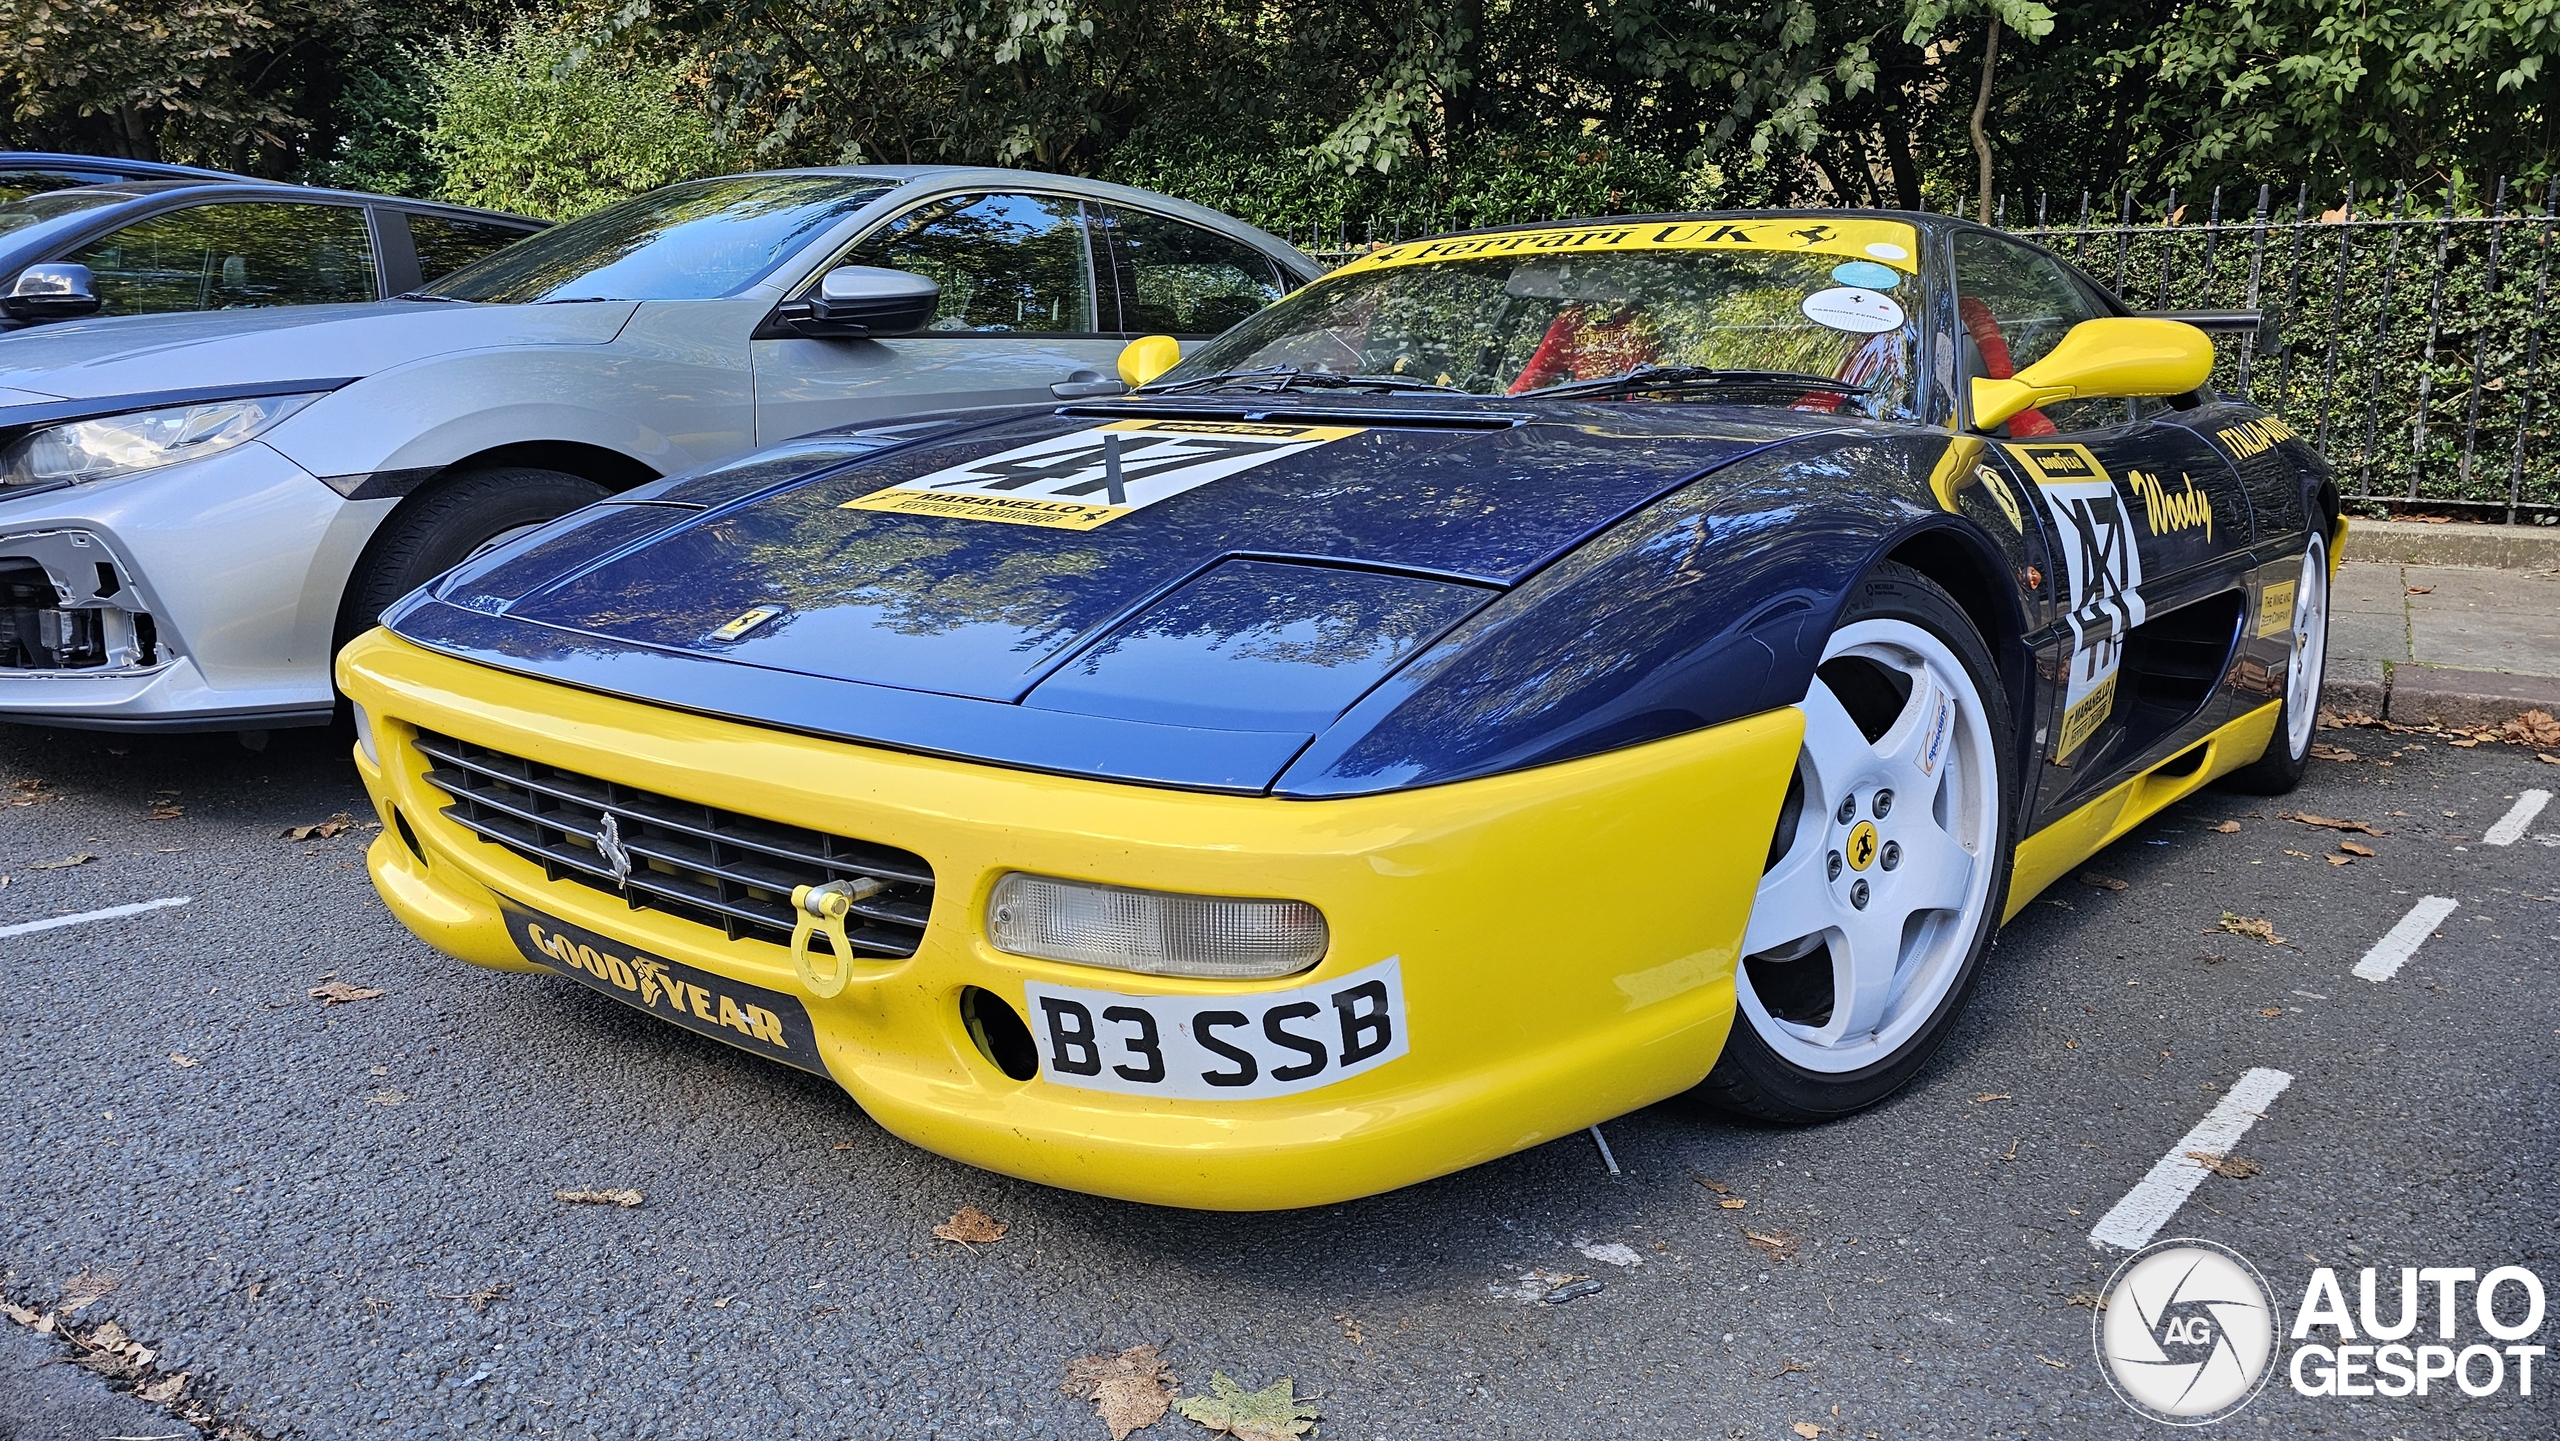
[1327,217,1923,281]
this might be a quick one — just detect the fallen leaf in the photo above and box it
[1333,1312,1362,1344]
[309,981,385,1005]
[2186,1149,2261,1179]
[136,1370,190,1402]
[0,1302,38,1326]
[169,1052,199,1068]
[59,1271,115,1314]
[2078,872,2129,891]
[1974,1092,2012,1103]
[2325,854,2354,866]
[1718,1198,1748,1210]
[2211,913,2284,946]
[2541,752,2560,764]
[430,1282,511,1313]
[2286,812,2388,836]
[283,813,355,841]
[2035,1354,2074,1369]
[2309,743,2360,762]
[1745,1228,1802,1261]
[2212,820,2241,834]
[1062,1344,1177,1441]
[1794,1423,1824,1439]
[932,1205,1008,1246]
[2406,584,2434,595]
[553,1188,643,1207]
[366,1088,405,1106]
[2505,709,2560,747]
[1694,1177,1731,1193]
[1177,1372,1320,1441]
[2450,737,2482,748]
[2260,1007,2286,1017]
[2340,840,2377,857]
[149,804,184,821]
[28,852,95,869]
[2066,1291,2109,1310]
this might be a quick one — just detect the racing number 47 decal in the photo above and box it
[2009,443,2146,764]
[843,419,1364,530]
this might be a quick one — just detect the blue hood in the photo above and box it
[391,398,1843,790]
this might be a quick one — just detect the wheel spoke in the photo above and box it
[1796,676,1875,800]
[1873,663,1954,797]
[1820,906,1905,1043]
[1886,814,1976,916]
[1741,837,1834,958]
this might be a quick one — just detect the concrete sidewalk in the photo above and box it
[2326,517,2560,726]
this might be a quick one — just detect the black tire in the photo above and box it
[335,466,609,651]
[1693,563,2017,1124]
[2221,534,2332,796]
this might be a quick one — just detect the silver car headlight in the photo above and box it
[0,392,322,492]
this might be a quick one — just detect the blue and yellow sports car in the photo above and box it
[339,211,2338,1209]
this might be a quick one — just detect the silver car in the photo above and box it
[0,166,1314,735]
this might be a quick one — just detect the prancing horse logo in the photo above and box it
[596,812,634,885]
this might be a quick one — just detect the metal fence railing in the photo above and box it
[1299,185,2560,523]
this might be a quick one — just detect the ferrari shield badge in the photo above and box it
[842,418,1364,530]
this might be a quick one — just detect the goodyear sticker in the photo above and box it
[502,901,827,1076]
[2011,443,2146,764]
[842,419,1363,530]
[1329,217,1921,281]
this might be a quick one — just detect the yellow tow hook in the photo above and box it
[789,878,883,998]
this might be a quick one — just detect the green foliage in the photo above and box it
[419,11,734,218]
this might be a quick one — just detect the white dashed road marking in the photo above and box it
[2353,895,2461,982]
[2481,789,2551,846]
[0,896,192,939]
[2089,1067,2293,1251]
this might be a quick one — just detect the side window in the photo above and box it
[406,213,531,285]
[68,202,377,316]
[1950,231,2126,434]
[834,193,1096,333]
[1099,207,1283,335]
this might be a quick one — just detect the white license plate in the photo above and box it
[1020,956,1407,1100]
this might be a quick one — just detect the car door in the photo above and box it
[749,191,1124,444]
[62,199,380,316]
[1091,204,1289,338]
[1951,230,2259,825]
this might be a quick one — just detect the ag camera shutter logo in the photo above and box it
[2095,1239,2281,1424]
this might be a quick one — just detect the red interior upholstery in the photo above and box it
[1957,295,2056,437]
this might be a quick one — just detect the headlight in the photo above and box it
[986,873,1328,980]
[0,392,321,492]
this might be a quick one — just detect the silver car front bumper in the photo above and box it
[0,442,392,731]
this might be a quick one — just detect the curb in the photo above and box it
[2322,657,2560,729]
[2342,516,2560,571]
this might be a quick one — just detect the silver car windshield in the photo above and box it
[421,176,892,303]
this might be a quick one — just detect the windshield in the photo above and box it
[422,175,893,303]
[0,186,149,241]
[1164,225,1922,419]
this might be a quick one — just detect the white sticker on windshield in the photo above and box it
[1800,286,1905,334]
[844,419,1363,530]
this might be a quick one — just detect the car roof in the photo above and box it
[0,152,247,183]
[0,172,542,227]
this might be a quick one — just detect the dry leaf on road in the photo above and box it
[2504,709,2560,747]
[2186,1150,2261,1179]
[1694,1177,1731,1193]
[28,853,94,870]
[169,1052,199,1068]
[309,980,384,1004]
[1718,1198,1748,1210]
[932,1205,1008,1246]
[2259,1007,2285,1017]
[2211,914,2284,946]
[2066,1291,2109,1310]
[284,813,355,841]
[2077,872,2129,891]
[1745,1228,1802,1261]
[136,1370,190,1403]
[2324,854,2354,866]
[59,1272,115,1315]
[1177,1372,1319,1441]
[2309,743,2360,762]
[6,778,49,806]
[554,1188,644,1207]
[2339,840,2377,857]
[2285,812,2388,836]
[148,804,184,820]
[2211,820,2241,833]
[1061,1344,1176,1441]
[430,1282,511,1313]
[367,1088,406,1106]
[1974,1092,2013,1103]
[1793,1424,1824,1439]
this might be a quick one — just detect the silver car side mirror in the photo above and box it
[802,266,940,337]
[4,263,101,323]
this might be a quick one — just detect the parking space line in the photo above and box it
[2481,789,2550,846]
[0,896,192,939]
[2089,1067,2293,1251]
[2353,895,2460,982]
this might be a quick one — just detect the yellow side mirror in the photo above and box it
[1969,317,2215,432]
[1117,334,1182,388]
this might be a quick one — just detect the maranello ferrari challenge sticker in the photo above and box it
[2012,443,2146,765]
[842,418,1363,530]
[1021,956,1409,1101]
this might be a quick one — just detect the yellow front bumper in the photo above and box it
[339,630,1802,1209]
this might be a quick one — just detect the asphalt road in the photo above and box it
[1,721,2552,1440]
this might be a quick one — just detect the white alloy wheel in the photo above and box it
[1735,617,2003,1075]
[2282,535,2330,760]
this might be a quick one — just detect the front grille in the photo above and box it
[413,729,934,956]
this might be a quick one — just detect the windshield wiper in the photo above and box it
[1144,365,1467,396]
[1533,365,1871,401]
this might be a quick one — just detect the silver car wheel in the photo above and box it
[1735,617,2002,1076]
[2282,535,2330,760]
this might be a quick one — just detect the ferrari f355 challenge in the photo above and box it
[338,209,2337,1209]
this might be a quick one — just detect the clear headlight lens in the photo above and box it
[1,392,321,491]
[350,701,378,765]
[986,873,1329,980]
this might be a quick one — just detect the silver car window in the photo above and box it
[67,202,377,315]
[832,193,1099,334]
[423,176,891,303]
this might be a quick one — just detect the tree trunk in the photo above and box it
[1971,19,2001,224]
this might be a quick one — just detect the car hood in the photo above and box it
[431,401,1832,705]
[0,300,637,399]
